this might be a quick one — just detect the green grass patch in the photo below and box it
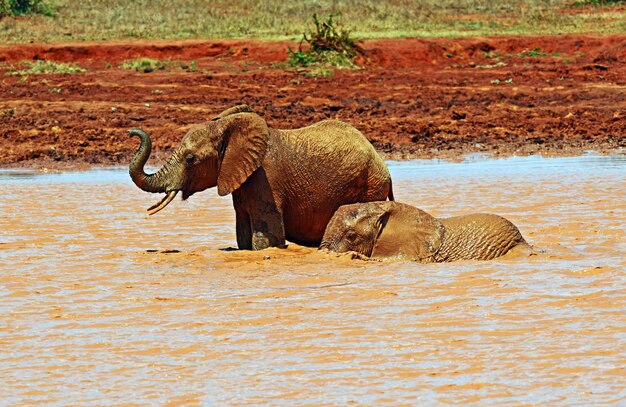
[288,49,359,69]
[7,60,86,75]
[120,58,199,73]
[518,47,563,58]
[304,67,334,78]
[519,47,548,58]
[120,57,168,72]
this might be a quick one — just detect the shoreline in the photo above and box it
[2,35,625,171]
[2,145,624,173]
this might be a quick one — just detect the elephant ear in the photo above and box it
[357,202,392,256]
[408,213,445,262]
[217,112,269,196]
[373,203,444,262]
[367,202,392,238]
[212,104,254,121]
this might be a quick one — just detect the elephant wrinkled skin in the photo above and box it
[128,105,394,250]
[320,201,530,262]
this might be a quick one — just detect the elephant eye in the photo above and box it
[185,153,195,165]
[346,230,358,242]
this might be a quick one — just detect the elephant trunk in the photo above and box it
[129,128,182,215]
[129,128,168,193]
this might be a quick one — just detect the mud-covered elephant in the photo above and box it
[129,105,394,250]
[320,201,529,262]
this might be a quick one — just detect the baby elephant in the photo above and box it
[320,201,529,262]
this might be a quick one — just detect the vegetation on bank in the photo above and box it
[287,13,364,76]
[120,57,168,73]
[0,0,625,44]
[6,60,86,74]
[119,57,198,72]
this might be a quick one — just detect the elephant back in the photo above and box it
[437,213,527,261]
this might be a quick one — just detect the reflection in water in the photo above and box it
[1,155,625,405]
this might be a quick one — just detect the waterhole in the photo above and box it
[1,155,624,405]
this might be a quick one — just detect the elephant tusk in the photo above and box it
[147,190,178,215]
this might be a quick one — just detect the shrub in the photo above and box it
[0,0,55,17]
[288,13,364,69]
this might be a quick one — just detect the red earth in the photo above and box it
[0,34,625,169]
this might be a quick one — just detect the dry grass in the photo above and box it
[0,0,625,43]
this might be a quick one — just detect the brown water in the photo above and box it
[1,155,625,405]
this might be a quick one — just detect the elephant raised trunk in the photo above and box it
[127,105,394,249]
[129,128,180,215]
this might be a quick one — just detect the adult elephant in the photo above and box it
[129,105,394,250]
[320,201,530,262]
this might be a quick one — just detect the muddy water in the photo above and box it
[1,155,625,406]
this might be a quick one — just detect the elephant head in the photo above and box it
[320,201,445,261]
[128,105,269,215]
[320,202,390,256]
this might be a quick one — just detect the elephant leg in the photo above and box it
[250,215,285,250]
[235,208,285,250]
[232,170,286,250]
[235,208,253,250]
[248,191,285,249]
